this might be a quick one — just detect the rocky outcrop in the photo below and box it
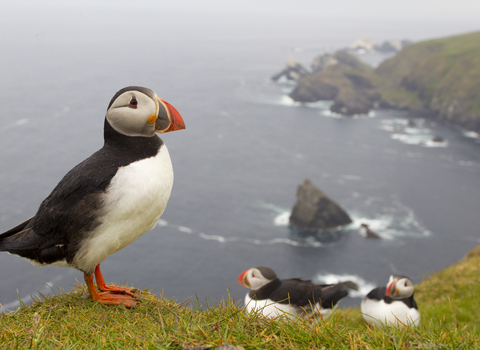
[289,179,352,232]
[376,31,480,133]
[271,57,309,82]
[351,38,376,51]
[289,50,379,115]
[350,38,412,53]
[360,223,381,239]
[311,53,339,72]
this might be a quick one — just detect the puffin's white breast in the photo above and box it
[244,294,331,319]
[245,294,296,319]
[361,297,421,327]
[73,145,173,273]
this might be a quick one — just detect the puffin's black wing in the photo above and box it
[365,286,387,301]
[317,284,349,309]
[266,279,327,306]
[0,217,33,239]
[0,148,120,265]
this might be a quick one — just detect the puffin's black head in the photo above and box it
[237,266,278,290]
[105,86,185,137]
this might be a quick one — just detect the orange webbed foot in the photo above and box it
[84,265,140,308]
[94,263,139,298]
[95,292,138,308]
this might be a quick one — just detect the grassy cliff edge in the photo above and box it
[2,245,480,349]
[376,31,480,132]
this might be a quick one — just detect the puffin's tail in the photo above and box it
[0,217,34,251]
[318,280,359,309]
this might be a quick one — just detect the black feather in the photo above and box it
[366,286,418,309]
[0,119,163,270]
[249,277,349,310]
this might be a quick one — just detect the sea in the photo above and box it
[1,3,480,311]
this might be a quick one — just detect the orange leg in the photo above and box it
[94,263,138,298]
[84,273,137,308]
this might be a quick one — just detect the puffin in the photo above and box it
[361,275,420,327]
[237,266,356,319]
[0,86,185,308]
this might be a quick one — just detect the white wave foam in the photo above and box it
[314,273,376,298]
[273,212,290,226]
[156,219,168,227]
[157,220,322,248]
[321,109,376,119]
[391,133,448,147]
[463,130,479,139]
[348,199,432,239]
[178,226,193,234]
[276,95,333,110]
[381,118,447,148]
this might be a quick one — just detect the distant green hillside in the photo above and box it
[376,31,480,132]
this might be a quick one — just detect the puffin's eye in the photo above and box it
[129,98,138,108]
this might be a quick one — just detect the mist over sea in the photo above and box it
[1,3,480,311]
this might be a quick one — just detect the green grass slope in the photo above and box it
[2,245,480,349]
[376,30,480,132]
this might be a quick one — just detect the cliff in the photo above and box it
[376,31,480,132]
[288,51,379,116]
[282,31,480,132]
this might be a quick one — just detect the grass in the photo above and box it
[375,30,480,131]
[2,247,480,349]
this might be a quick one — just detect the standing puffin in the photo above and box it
[0,86,185,308]
[237,266,355,319]
[361,275,420,327]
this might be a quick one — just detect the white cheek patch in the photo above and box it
[106,92,157,137]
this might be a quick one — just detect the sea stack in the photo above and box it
[289,178,352,232]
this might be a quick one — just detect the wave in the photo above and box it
[463,130,479,139]
[313,273,377,298]
[159,196,431,249]
[380,118,448,148]
[276,95,334,110]
[321,109,376,119]
[260,198,431,239]
[347,200,432,239]
[155,219,323,248]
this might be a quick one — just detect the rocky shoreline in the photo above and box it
[272,31,480,133]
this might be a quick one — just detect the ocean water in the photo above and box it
[1,4,480,311]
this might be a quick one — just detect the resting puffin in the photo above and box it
[237,266,355,319]
[0,86,185,308]
[361,275,420,327]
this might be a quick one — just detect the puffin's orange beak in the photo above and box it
[237,270,250,288]
[155,97,185,133]
[385,280,396,297]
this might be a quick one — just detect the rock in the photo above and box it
[289,79,339,102]
[288,50,379,115]
[432,135,444,142]
[350,37,376,51]
[289,179,352,232]
[376,40,403,53]
[271,57,309,82]
[360,223,381,239]
[330,87,378,116]
[311,53,339,72]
